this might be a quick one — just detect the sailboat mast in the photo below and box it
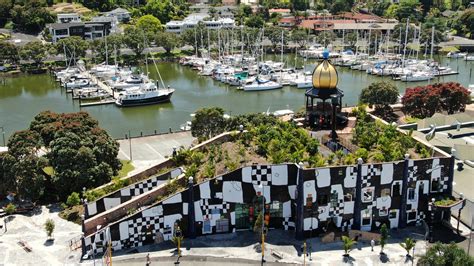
[430,26,435,60]
[402,18,410,67]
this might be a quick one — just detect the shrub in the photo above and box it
[5,203,16,215]
[44,218,55,238]
[66,192,81,207]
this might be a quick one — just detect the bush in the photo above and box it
[66,192,81,207]
[44,218,55,238]
[5,203,16,214]
[360,81,399,118]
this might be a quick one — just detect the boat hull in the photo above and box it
[116,92,174,107]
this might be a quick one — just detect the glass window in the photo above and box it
[389,210,397,219]
[381,188,390,197]
[362,187,374,203]
[362,209,371,225]
[431,179,440,192]
[317,194,329,206]
[408,188,415,201]
[330,190,338,207]
[203,219,211,234]
[270,201,283,217]
[211,208,220,215]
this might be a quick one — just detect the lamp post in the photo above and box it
[428,198,435,243]
[258,183,266,264]
[329,94,339,143]
[128,130,132,161]
[0,126,5,147]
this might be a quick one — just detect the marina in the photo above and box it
[0,55,472,140]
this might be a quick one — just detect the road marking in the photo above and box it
[145,144,165,159]
[118,149,130,160]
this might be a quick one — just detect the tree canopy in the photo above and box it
[10,0,55,33]
[418,242,474,265]
[155,31,181,54]
[401,82,470,118]
[359,81,399,118]
[19,41,48,65]
[56,36,90,61]
[3,111,121,200]
[136,14,162,37]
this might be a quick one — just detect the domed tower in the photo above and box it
[304,50,346,141]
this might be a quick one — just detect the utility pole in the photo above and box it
[0,126,5,147]
[128,130,132,161]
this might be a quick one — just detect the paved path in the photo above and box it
[0,205,82,266]
[117,131,195,176]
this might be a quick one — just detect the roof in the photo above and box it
[279,17,296,23]
[332,22,397,31]
[338,12,382,21]
[106,8,130,14]
[48,22,84,29]
[269,8,291,13]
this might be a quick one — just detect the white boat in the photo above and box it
[447,51,467,58]
[273,109,294,117]
[180,121,192,131]
[65,78,91,88]
[109,74,146,90]
[78,89,110,100]
[465,55,474,61]
[242,78,282,91]
[400,72,433,82]
[115,82,175,107]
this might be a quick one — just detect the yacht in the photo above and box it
[465,55,474,61]
[400,72,433,82]
[109,74,146,90]
[115,82,174,107]
[447,51,467,58]
[242,77,282,91]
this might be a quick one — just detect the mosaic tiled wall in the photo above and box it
[86,168,183,218]
[83,157,453,254]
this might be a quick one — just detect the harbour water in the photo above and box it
[0,56,472,140]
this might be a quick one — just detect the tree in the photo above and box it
[19,41,48,65]
[44,218,55,239]
[56,36,89,61]
[245,15,265,28]
[123,26,147,59]
[418,242,474,265]
[400,238,416,257]
[5,203,16,214]
[77,0,114,11]
[264,26,289,50]
[66,192,81,207]
[0,0,13,27]
[155,31,180,54]
[291,0,308,11]
[136,15,162,37]
[372,0,391,17]
[380,224,389,254]
[10,0,55,33]
[455,8,474,38]
[359,81,399,117]
[291,29,309,48]
[342,236,356,256]
[91,34,122,64]
[191,107,227,141]
[0,152,16,196]
[6,111,121,200]
[315,31,336,47]
[143,0,187,24]
[385,0,423,23]
[330,0,353,14]
[402,82,470,118]
[0,41,19,64]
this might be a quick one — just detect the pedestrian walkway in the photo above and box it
[117,131,195,176]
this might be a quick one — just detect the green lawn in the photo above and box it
[115,160,134,179]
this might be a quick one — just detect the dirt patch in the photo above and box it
[58,205,84,225]
[49,3,92,15]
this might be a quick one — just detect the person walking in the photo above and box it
[146,253,151,265]
[371,239,375,252]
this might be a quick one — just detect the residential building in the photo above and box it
[269,8,292,17]
[57,13,81,24]
[104,8,131,22]
[48,19,112,43]
[165,13,235,34]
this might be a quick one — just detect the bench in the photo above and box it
[271,249,284,260]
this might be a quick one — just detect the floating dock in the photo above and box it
[80,98,116,107]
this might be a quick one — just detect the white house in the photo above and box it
[104,8,131,22]
[57,13,81,24]
[165,13,235,34]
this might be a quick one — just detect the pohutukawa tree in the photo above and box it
[401,82,470,119]
[3,111,121,200]
[359,81,399,119]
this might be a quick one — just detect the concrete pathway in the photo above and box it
[117,131,195,176]
[0,205,82,266]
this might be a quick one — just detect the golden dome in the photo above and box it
[312,56,338,90]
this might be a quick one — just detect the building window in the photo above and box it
[431,179,440,192]
[389,210,397,219]
[211,208,221,215]
[270,201,283,217]
[381,188,390,197]
[362,209,371,225]
[408,188,415,201]
[379,207,388,216]
[317,194,329,206]
[344,188,355,202]
[216,218,229,233]
[203,219,212,234]
[362,187,374,203]
[330,190,338,207]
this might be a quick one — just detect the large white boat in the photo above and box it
[447,51,468,58]
[400,72,434,82]
[115,82,175,107]
[109,74,146,90]
[242,78,282,91]
[465,55,474,61]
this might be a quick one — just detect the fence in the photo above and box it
[452,190,474,229]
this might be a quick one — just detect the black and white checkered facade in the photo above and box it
[84,157,453,254]
[86,168,183,218]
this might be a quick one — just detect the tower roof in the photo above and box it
[312,51,338,90]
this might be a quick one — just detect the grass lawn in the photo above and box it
[115,160,134,179]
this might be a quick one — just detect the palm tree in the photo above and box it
[342,236,357,256]
[44,219,55,240]
[400,238,416,257]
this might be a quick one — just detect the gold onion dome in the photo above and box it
[312,50,338,89]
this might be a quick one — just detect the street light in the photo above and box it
[0,126,5,147]
[258,183,266,264]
